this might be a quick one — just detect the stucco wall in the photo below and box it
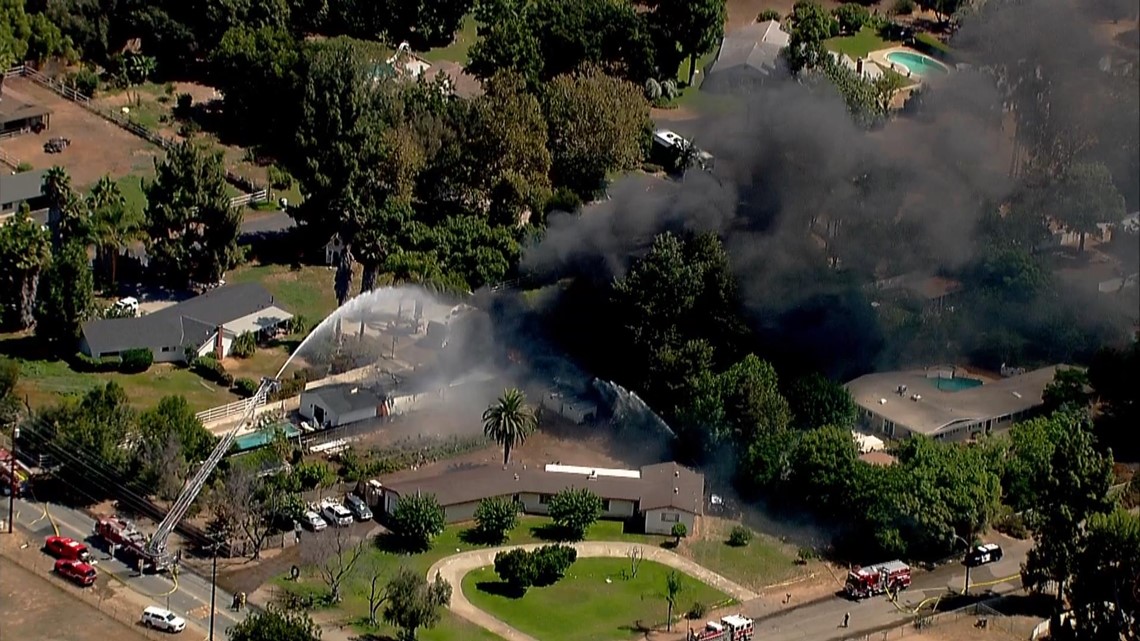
[643,508,696,536]
[518,492,636,519]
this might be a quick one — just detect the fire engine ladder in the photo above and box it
[144,381,274,562]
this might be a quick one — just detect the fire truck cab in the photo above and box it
[690,614,755,641]
[45,536,92,562]
[845,560,912,600]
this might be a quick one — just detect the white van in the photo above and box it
[141,606,186,632]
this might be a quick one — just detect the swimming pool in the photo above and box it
[233,423,301,452]
[886,51,949,77]
[930,376,983,392]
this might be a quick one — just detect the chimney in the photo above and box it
[856,57,865,75]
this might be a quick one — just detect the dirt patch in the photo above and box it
[0,547,153,641]
[903,612,1039,641]
[0,77,163,186]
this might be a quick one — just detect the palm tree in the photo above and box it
[87,176,139,287]
[482,388,537,466]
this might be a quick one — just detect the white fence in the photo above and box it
[195,395,266,425]
[229,188,270,209]
[0,147,19,169]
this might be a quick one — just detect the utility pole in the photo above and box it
[208,540,220,641]
[7,427,19,534]
[964,564,971,596]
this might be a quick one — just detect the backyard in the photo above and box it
[826,26,898,59]
[463,557,730,641]
[227,263,340,326]
[680,517,804,591]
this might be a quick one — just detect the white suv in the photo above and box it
[142,606,186,632]
[301,510,327,531]
[321,503,354,527]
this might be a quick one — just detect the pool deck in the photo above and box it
[868,46,950,84]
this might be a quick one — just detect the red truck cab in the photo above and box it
[45,536,92,563]
[54,559,98,586]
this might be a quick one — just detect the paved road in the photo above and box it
[427,541,759,641]
[738,533,1033,641]
[7,496,253,637]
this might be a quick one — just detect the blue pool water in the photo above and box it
[886,51,949,77]
[233,423,300,452]
[930,376,983,392]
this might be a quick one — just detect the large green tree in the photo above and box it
[784,0,836,73]
[1051,162,1126,253]
[784,373,856,430]
[1088,342,1139,460]
[647,0,726,85]
[227,604,321,641]
[209,25,301,149]
[787,425,858,512]
[34,240,95,353]
[144,141,241,287]
[391,493,446,551]
[1066,509,1140,641]
[133,396,215,498]
[467,0,542,85]
[548,487,604,540]
[0,206,52,330]
[1022,417,1114,608]
[543,66,650,197]
[87,176,142,288]
[383,568,452,641]
[482,387,537,465]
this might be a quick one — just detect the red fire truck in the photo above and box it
[0,448,32,497]
[689,615,755,641]
[93,515,170,572]
[845,560,912,599]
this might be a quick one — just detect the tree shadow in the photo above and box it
[458,527,506,546]
[374,532,427,555]
[529,523,575,542]
[475,581,527,599]
[617,620,652,634]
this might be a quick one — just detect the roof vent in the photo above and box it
[588,471,598,480]
[674,470,680,478]
[674,487,679,494]
[911,394,922,401]
[350,387,359,394]
[1012,391,1022,398]
[880,398,887,405]
[513,474,519,481]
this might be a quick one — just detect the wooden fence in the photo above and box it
[195,395,266,425]
[0,147,19,170]
[229,188,270,209]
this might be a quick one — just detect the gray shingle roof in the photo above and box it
[81,282,285,355]
[382,462,705,514]
[709,21,791,76]
[0,170,47,205]
[303,384,386,415]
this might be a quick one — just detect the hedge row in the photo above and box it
[72,348,152,374]
[191,356,234,386]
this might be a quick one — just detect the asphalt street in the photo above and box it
[739,533,1033,641]
[8,495,253,637]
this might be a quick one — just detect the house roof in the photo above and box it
[0,97,51,126]
[0,170,47,205]
[846,366,1062,436]
[709,21,790,76]
[81,283,287,355]
[380,461,705,514]
[301,383,386,415]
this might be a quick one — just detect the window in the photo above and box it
[161,346,173,352]
[539,494,553,505]
[660,512,680,523]
[602,500,611,512]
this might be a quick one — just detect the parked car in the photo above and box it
[141,606,186,633]
[54,559,97,586]
[344,493,372,521]
[964,543,1003,567]
[301,510,327,531]
[321,503,354,527]
[44,535,91,562]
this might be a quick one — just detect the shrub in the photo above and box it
[531,544,577,586]
[175,93,193,118]
[231,331,257,358]
[178,121,200,137]
[119,348,153,373]
[641,162,666,174]
[494,548,536,592]
[661,79,680,99]
[834,3,871,34]
[993,508,1029,540]
[233,377,259,398]
[545,187,582,214]
[796,547,817,564]
[687,601,707,620]
[728,525,753,547]
[68,67,99,97]
[391,493,446,551]
[267,165,294,190]
[15,162,34,173]
[287,315,309,336]
[758,9,782,21]
[191,355,229,384]
[73,352,121,373]
[269,370,312,401]
[474,497,519,543]
[644,78,662,100]
[548,487,604,541]
[671,522,688,543]
[891,0,915,15]
[219,372,234,387]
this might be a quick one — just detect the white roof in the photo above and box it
[543,464,641,479]
[222,305,293,335]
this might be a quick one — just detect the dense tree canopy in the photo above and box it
[34,241,95,353]
[0,207,52,331]
[228,604,321,641]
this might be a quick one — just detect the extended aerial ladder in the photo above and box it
[143,378,278,567]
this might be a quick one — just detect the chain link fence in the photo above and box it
[839,600,1027,641]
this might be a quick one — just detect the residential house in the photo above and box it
[368,462,704,535]
[702,21,791,94]
[79,283,292,363]
[299,383,393,428]
[0,169,47,216]
[846,365,1062,442]
[0,86,51,137]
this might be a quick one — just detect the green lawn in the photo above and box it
[680,518,801,591]
[463,558,730,641]
[825,27,897,59]
[278,516,664,640]
[420,15,479,64]
[228,263,339,325]
[0,332,236,411]
[915,32,952,54]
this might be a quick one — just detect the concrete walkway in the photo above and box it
[427,541,759,641]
